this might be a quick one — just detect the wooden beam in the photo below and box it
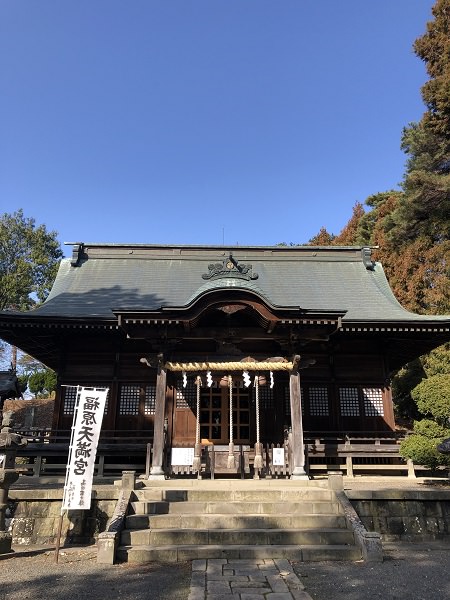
[149,355,167,479]
[289,370,308,479]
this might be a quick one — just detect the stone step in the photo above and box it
[129,499,343,516]
[125,513,348,531]
[117,543,362,563]
[129,501,169,515]
[136,479,319,490]
[120,527,355,546]
[117,482,361,564]
[134,488,335,503]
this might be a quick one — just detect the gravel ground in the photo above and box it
[292,540,450,600]
[0,546,191,600]
[2,540,450,600]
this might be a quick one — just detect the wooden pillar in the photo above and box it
[149,359,167,480]
[289,357,308,479]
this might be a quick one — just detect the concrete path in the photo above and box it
[189,558,312,600]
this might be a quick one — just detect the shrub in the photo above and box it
[413,419,450,439]
[411,374,450,424]
[399,419,450,470]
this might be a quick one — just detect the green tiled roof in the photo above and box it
[9,243,450,324]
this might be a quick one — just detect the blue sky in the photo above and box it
[0,1,435,256]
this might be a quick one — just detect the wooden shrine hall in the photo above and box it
[1,243,449,479]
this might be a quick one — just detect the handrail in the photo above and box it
[13,431,427,481]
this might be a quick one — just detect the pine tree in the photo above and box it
[305,3,450,428]
[394,0,450,246]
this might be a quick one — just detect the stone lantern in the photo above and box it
[0,411,27,553]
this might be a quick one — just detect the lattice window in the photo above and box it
[63,386,77,415]
[176,380,197,409]
[256,385,274,409]
[363,388,384,416]
[309,387,329,416]
[144,385,156,415]
[63,386,109,415]
[119,385,140,415]
[339,387,360,416]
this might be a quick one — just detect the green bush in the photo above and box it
[399,434,450,470]
[399,418,450,470]
[411,374,450,424]
[413,419,450,439]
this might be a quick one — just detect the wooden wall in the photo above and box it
[51,333,395,438]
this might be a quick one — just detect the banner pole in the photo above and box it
[54,511,65,563]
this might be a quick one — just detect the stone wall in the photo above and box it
[7,484,450,547]
[4,397,54,430]
[347,489,450,541]
[8,486,119,545]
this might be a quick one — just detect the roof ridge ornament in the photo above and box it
[70,243,85,267]
[202,252,259,281]
[362,247,375,270]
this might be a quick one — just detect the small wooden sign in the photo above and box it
[171,447,194,466]
[272,447,285,466]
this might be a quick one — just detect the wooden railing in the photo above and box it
[13,429,153,479]
[304,434,413,477]
[12,429,435,480]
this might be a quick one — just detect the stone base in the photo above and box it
[148,466,166,480]
[291,467,309,480]
[97,531,117,564]
[0,531,12,554]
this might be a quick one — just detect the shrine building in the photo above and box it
[1,243,449,479]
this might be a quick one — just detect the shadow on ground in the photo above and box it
[0,546,191,600]
[292,540,450,600]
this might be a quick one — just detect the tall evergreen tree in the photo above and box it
[307,227,335,246]
[305,2,450,425]
[332,203,366,246]
[309,2,450,317]
[394,0,450,246]
[0,209,63,311]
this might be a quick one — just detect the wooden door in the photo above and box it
[200,382,251,444]
[171,379,252,446]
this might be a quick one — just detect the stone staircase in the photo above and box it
[116,480,362,563]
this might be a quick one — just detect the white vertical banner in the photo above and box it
[62,387,108,511]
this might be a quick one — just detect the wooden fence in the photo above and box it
[13,429,151,479]
[11,428,437,480]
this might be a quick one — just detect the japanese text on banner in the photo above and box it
[62,387,108,510]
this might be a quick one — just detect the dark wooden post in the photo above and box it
[289,355,308,479]
[149,355,167,480]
